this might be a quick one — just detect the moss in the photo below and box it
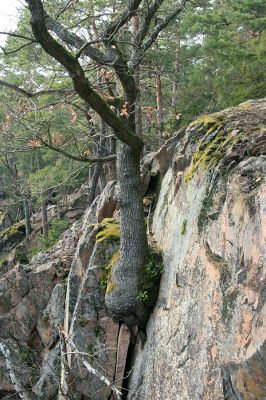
[0,253,13,266]
[185,122,225,182]
[137,246,164,308]
[100,250,120,292]
[86,343,97,358]
[0,220,25,240]
[29,218,69,259]
[20,346,36,368]
[78,317,89,328]
[191,113,224,127]
[93,325,102,337]
[96,218,120,243]
[185,117,246,183]
[181,219,187,235]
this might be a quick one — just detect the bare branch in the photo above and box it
[135,0,164,47]
[0,80,73,98]
[75,39,104,59]
[44,13,137,106]
[143,0,188,52]
[26,0,143,152]
[45,14,110,65]
[0,41,35,55]
[104,0,143,41]
[39,137,117,163]
[0,31,35,42]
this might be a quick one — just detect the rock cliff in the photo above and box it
[129,98,266,400]
[0,98,265,399]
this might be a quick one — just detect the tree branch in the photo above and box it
[39,137,116,163]
[26,0,143,152]
[135,0,164,47]
[0,31,35,42]
[143,0,188,52]
[45,14,110,65]
[104,0,143,41]
[44,12,137,107]
[0,80,73,98]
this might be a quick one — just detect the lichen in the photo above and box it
[96,218,120,243]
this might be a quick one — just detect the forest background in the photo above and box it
[0,0,265,251]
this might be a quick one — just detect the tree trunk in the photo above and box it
[23,198,32,236]
[156,67,164,139]
[106,143,148,327]
[108,135,117,181]
[171,33,180,108]
[132,15,142,137]
[87,163,102,206]
[41,199,48,237]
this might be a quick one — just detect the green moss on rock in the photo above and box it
[191,113,224,127]
[96,218,120,243]
[185,113,245,182]
[0,221,25,241]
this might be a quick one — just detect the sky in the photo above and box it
[0,0,22,46]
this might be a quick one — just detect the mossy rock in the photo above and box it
[96,218,120,243]
[0,220,25,241]
[191,113,224,128]
[185,113,244,182]
[0,221,26,255]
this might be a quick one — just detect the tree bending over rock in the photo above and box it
[25,0,187,326]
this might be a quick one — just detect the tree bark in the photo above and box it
[41,199,48,237]
[87,164,101,207]
[23,198,32,236]
[171,33,180,108]
[132,15,142,137]
[107,135,117,181]
[156,67,164,139]
[106,143,148,327]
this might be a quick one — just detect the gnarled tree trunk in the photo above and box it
[106,143,148,327]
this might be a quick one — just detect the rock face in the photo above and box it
[0,98,265,399]
[128,98,266,399]
[0,182,126,400]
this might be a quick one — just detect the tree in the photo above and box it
[18,0,187,327]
